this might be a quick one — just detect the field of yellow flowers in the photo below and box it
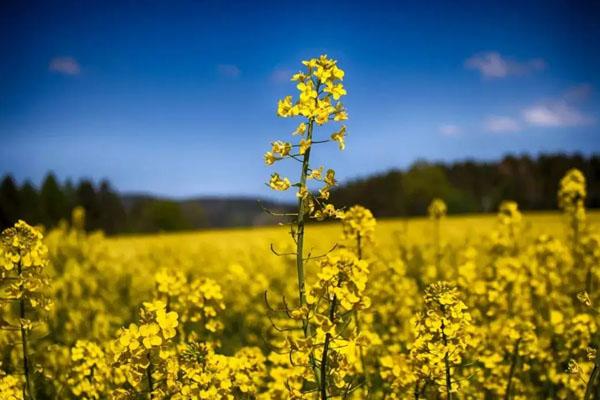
[2,55,600,399]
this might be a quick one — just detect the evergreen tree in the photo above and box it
[75,180,101,231]
[98,180,127,234]
[19,180,41,225]
[0,175,20,227]
[39,173,69,228]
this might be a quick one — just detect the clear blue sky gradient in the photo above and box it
[1,0,599,198]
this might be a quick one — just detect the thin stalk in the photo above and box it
[584,350,600,400]
[320,293,338,400]
[294,116,321,389]
[295,117,314,329]
[441,320,452,400]
[504,338,521,400]
[18,259,34,400]
[356,232,363,260]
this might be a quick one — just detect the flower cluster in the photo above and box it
[0,220,52,314]
[265,55,347,221]
[0,370,22,400]
[155,268,226,339]
[66,340,111,399]
[498,200,522,227]
[428,198,448,220]
[491,200,523,255]
[0,221,52,400]
[307,249,371,312]
[111,300,179,396]
[558,168,587,224]
[173,343,266,399]
[410,282,473,397]
[283,249,371,397]
[341,205,376,248]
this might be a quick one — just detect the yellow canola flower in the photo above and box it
[324,82,347,100]
[307,166,323,180]
[298,139,311,155]
[428,198,447,220]
[293,122,307,135]
[156,309,179,339]
[268,173,291,191]
[277,95,294,117]
[324,169,337,187]
[263,151,277,165]
[140,323,162,349]
[118,324,141,351]
[271,141,292,157]
[331,125,347,150]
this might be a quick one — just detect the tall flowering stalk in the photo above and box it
[341,205,376,390]
[341,205,376,261]
[266,54,347,311]
[0,221,52,400]
[304,250,371,398]
[497,200,522,256]
[264,55,347,391]
[558,169,589,289]
[410,282,472,399]
[558,169,600,400]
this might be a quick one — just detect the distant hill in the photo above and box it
[121,194,293,230]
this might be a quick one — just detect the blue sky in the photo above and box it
[1,0,599,198]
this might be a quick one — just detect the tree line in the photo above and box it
[1,153,598,233]
[330,153,600,217]
[0,174,192,234]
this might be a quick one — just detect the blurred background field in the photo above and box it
[108,210,600,254]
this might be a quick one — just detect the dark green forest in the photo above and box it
[330,153,600,217]
[1,153,598,234]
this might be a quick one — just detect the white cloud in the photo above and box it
[217,64,241,79]
[522,102,594,127]
[465,52,545,79]
[49,56,81,75]
[484,115,521,133]
[438,124,462,137]
[270,67,293,84]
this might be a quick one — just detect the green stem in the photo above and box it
[320,293,338,400]
[585,365,599,400]
[18,260,34,400]
[585,351,600,400]
[441,320,452,400]
[295,118,314,325]
[295,117,321,388]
